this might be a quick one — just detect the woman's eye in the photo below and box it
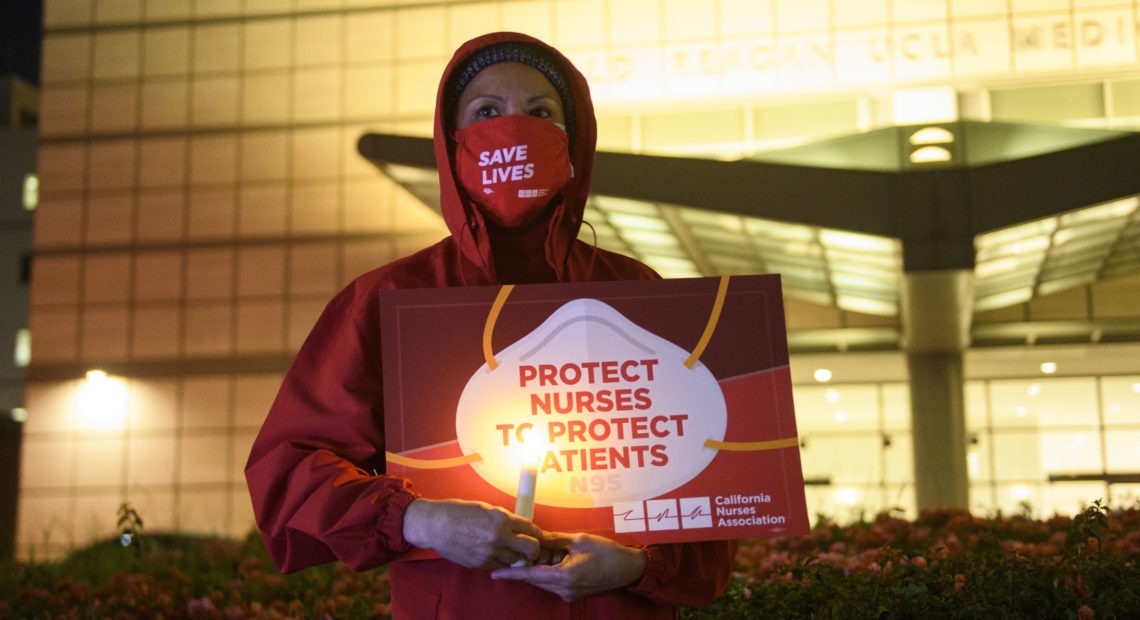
[529,107,552,119]
[475,105,500,119]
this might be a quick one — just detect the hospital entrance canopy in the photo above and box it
[359,122,1140,352]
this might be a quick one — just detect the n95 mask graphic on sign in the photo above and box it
[455,298,727,509]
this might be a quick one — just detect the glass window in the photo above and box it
[345,65,394,119]
[240,131,289,182]
[183,303,234,356]
[180,434,232,483]
[395,59,446,118]
[346,11,395,64]
[192,76,240,127]
[185,248,235,301]
[138,138,188,189]
[1105,430,1140,471]
[88,139,139,192]
[1109,79,1140,129]
[991,429,1043,480]
[237,245,286,298]
[1101,376,1140,424]
[143,26,191,76]
[967,428,993,481]
[141,80,190,129]
[236,301,286,354]
[664,0,715,40]
[27,308,79,362]
[292,182,341,235]
[241,73,290,125]
[882,432,913,486]
[1044,482,1109,516]
[85,195,135,246]
[293,68,342,123]
[243,18,292,71]
[794,384,881,432]
[189,135,238,186]
[990,83,1105,125]
[448,4,504,50]
[83,253,132,304]
[136,190,186,243]
[965,380,989,427]
[238,185,288,237]
[777,0,830,32]
[289,242,340,296]
[1039,429,1103,475]
[295,15,343,66]
[992,481,1042,516]
[555,0,608,49]
[90,84,139,134]
[753,100,861,144]
[39,85,90,136]
[41,33,92,83]
[291,128,342,181]
[641,108,747,154]
[610,0,661,44]
[986,378,1099,428]
[93,31,141,80]
[187,188,237,240]
[82,307,130,361]
[801,435,882,485]
[193,23,241,74]
[395,7,447,60]
[132,307,182,359]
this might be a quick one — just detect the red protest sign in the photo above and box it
[380,275,809,544]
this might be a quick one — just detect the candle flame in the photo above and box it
[518,426,545,468]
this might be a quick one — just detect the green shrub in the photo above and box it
[688,500,1140,619]
[2,501,1137,619]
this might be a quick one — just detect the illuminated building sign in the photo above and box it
[574,11,1138,103]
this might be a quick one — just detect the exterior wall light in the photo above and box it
[76,370,128,432]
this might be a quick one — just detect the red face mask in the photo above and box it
[454,115,573,228]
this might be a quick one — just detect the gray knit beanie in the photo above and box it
[445,41,576,145]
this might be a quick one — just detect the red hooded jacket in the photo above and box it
[245,32,736,618]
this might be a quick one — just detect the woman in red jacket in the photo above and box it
[245,31,735,618]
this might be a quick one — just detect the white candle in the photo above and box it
[514,464,537,520]
[512,430,541,566]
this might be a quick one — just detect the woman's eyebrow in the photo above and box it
[467,93,506,103]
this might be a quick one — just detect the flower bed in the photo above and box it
[2,502,1137,619]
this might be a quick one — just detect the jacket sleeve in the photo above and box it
[627,540,738,607]
[245,277,420,573]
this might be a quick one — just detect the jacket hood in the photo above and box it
[433,32,597,278]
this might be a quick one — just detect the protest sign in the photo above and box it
[380,275,809,544]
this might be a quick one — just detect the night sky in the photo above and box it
[1,1,44,85]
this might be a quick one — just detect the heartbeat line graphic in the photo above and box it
[613,497,716,533]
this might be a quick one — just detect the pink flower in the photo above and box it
[1078,604,1095,620]
[911,556,927,568]
[187,596,214,616]
[954,573,966,592]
